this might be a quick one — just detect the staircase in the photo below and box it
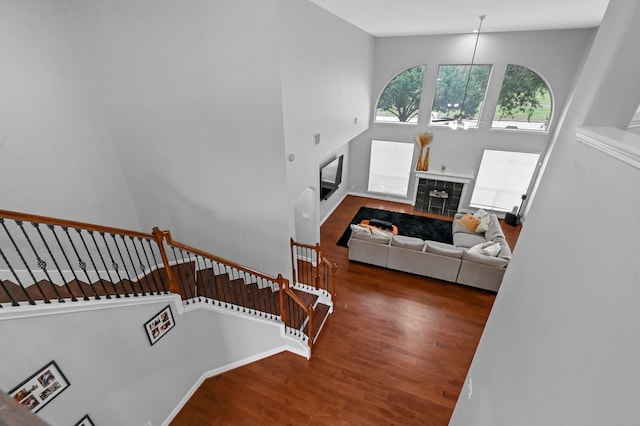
[0,209,336,356]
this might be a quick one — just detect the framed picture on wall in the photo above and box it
[74,414,95,426]
[144,305,175,345]
[9,360,70,413]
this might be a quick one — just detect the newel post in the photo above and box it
[277,274,288,324]
[152,227,180,295]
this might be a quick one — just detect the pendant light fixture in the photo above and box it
[449,15,486,130]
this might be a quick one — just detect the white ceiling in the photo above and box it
[309,0,610,37]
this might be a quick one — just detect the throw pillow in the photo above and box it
[473,208,489,219]
[350,224,371,234]
[468,241,496,254]
[458,213,481,232]
[474,215,491,233]
[480,242,501,257]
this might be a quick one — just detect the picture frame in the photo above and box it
[144,304,175,345]
[74,414,95,426]
[9,360,70,413]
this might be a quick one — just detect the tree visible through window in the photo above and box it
[430,64,492,127]
[492,64,552,131]
[375,65,425,123]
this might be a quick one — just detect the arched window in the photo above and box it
[492,64,553,131]
[374,65,425,124]
[430,64,492,128]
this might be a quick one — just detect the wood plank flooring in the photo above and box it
[170,195,521,425]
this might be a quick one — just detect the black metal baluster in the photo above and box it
[88,231,120,299]
[195,255,210,303]
[244,272,254,313]
[131,237,152,296]
[99,232,126,297]
[110,233,137,297]
[144,239,167,294]
[49,226,89,301]
[32,223,76,302]
[170,247,191,302]
[0,246,27,306]
[139,238,161,295]
[206,258,220,305]
[3,219,47,304]
[65,228,100,300]
[12,220,64,303]
[124,236,145,296]
[181,249,197,301]
[76,229,111,299]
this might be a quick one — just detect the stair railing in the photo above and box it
[153,229,314,346]
[0,209,179,307]
[151,228,284,316]
[290,238,337,297]
[0,209,323,354]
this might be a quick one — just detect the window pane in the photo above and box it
[375,65,425,124]
[430,64,492,128]
[368,140,414,197]
[470,150,539,212]
[491,64,552,131]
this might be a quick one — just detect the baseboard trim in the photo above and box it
[161,345,291,426]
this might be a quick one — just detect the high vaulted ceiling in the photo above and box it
[309,0,610,37]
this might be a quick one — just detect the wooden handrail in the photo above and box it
[156,228,282,285]
[282,283,315,353]
[321,257,338,297]
[0,209,154,240]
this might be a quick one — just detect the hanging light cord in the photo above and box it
[458,15,485,120]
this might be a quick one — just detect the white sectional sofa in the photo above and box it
[347,211,512,292]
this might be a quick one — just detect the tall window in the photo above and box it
[492,64,552,131]
[430,64,492,128]
[368,140,414,197]
[470,150,540,212]
[375,65,425,124]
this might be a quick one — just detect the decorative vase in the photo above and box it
[416,147,424,170]
[422,147,430,171]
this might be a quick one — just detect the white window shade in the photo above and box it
[368,140,414,197]
[470,150,540,212]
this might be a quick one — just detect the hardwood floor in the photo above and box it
[170,195,521,425]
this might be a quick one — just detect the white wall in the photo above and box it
[276,0,374,236]
[348,28,594,211]
[0,298,293,425]
[0,0,140,228]
[450,1,640,424]
[65,0,292,278]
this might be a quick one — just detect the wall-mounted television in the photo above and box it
[320,154,344,200]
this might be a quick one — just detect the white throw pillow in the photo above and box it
[350,224,371,234]
[480,242,501,257]
[473,208,489,219]
[468,241,492,254]
[474,215,491,233]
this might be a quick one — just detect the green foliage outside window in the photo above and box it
[375,65,425,123]
[430,64,492,124]
[493,64,551,130]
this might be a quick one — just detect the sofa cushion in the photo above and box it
[462,250,510,268]
[349,229,391,245]
[425,241,464,258]
[458,213,481,232]
[484,216,504,241]
[453,231,487,249]
[391,235,425,251]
